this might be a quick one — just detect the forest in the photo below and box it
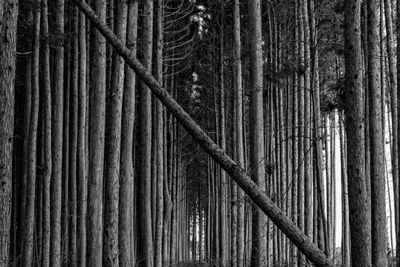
[0,0,399,266]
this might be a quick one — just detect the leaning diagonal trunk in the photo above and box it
[72,1,334,265]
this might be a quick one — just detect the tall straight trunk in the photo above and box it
[69,6,79,265]
[297,1,305,252]
[233,0,245,266]
[302,0,312,240]
[88,0,106,265]
[20,10,32,255]
[77,4,87,266]
[119,0,138,266]
[154,0,164,266]
[218,5,228,266]
[344,0,372,266]
[73,2,334,265]
[367,0,388,265]
[384,2,399,257]
[361,3,372,237]
[248,0,267,266]
[61,13,70,262]
[50,0,64,265]
[22,3,40,265]
[309,0,328,254]
[104,0,127,265]
[339,115,351,266]
[291,3,299,263]
[137,0,154,265]
[41,0,51,265]
[396,0,400,259]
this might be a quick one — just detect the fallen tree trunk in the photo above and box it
[72,0,333,265]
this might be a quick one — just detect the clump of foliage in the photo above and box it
[320,76,345,113]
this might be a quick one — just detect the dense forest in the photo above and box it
[0,0,399,266]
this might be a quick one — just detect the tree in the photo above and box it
[248,0,267,266]
[50,0,64,265]
[77,1,88,266]
[367,0,388,265]
[40,0,51,265]
[87,0,106,265]
[119,0,138,266]
[137,0,154,265]
[0,0,18,265]
[104,0,128,265]
[233,0,245,266]
[77,2,88,265]
[154,0,164,266]
[344,0,372,265]
[22,2,40,265]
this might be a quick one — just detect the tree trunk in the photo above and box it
[367,0,388,265]
[41,0,51,265]
[77,3,87,266]
[154,0,164,266]
[69,6,79,265]
[137,0,154,265]
[119,0,137,266]
[87,0,106,265]
[396,0,400,260]
[218,5,228,266]
[339,115,351,266]
[344,0,372,266]
[22,3,40,265]
[384,3,399,259]
[50,0,64,265]
[0,0,18,265]
[233,0,245,266]
[104,0,128,265]
[248,0,267,266]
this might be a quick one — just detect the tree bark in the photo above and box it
[384,3,399,258]
[233,0,245,266]
[0,0,18,265]
[396,0,400,260]
[72,1,334,265]
[367,0,388,265]
[41,0,51,265]
[50,0,64,265]
[69,6,79,265]
[119,0,137,266]
[87,0,106,265]
[344,0,372,266]
[22,3,40,265]
[137,0,154,265]
[248,1,267,266]
[77,4,87,266]
[104,0,128,265]
[154,0,164,266]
